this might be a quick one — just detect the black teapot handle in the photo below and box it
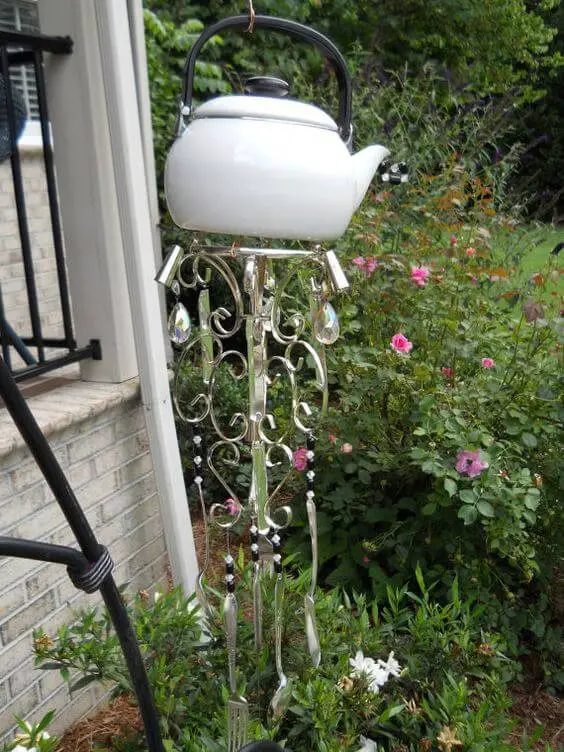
[178,14,352,143]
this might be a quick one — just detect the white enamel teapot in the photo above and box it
[164,15,394,241]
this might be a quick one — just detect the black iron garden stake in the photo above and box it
[0,354,165,752]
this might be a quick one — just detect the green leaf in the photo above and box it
[358,469,372,485]
[69,675,97,693]
[458,505,478,525]
[459,489,476,504]
[444,478,457,497]
[521,432,538,448]
[39,662,66,671]
[344,462,357,474]
[524,493,540,511]
[413,427,426,436]
[477,500,495,517]
[379,703,404,721]
[415,563,427,596]
[422,502,437,515]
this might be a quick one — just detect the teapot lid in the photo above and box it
[193,95,339,132]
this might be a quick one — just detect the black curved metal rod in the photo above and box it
[0,355,164,752]
[180,14,353,140]
[0,536,88,569]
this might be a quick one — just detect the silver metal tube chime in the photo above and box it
[156,242,348,747]
[157,10,401,749]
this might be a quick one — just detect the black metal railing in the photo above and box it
[0,28,99,382]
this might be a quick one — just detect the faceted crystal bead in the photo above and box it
[312,300,340,345]
[168,302,191,344]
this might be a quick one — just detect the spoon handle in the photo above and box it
[224,557,237,694]
[271,532,284,679]
[305,497,321,667]
[250,523,263,651]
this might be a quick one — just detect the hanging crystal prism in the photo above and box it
[312,299,339,345]
[168,302,191,344]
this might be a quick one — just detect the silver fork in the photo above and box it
[224,589,249,752]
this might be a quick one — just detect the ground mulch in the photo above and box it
[56,694,142,752]
[507,683,564,751]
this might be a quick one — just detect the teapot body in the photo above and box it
[165,116,358,241]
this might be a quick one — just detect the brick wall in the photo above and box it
[0,378,169,739]
[0,150,68,370]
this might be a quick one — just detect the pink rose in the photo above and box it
[465,247,477,257]
[293,446,308,471]
[411,266,431,287]
[455,450,489,478]
[481,357,495,368]
[364,258,378,275]
[225,498,240,515]
[441,367,454,378]
[450,234,458,247]
[352,257,366,269]
[340,443,353,454]
[328,432,337,444]
[390,333,413,354]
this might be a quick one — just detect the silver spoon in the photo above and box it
[269,539,293,719]
[305,495,321,667]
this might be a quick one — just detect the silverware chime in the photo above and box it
[157,242,347,743]
[157,11,401,750]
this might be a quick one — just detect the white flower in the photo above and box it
[366,664,390,693]
[377,650,402,678]
[11,746,30,752]
[356,737,380,752]
[350,650,377,678]
[349,649,403,695]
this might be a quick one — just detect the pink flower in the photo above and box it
[481,357,495,368]
[293,446,308,471]
[352,256,378,276]
[328,432,337,444]
[362,556,370,564]
[455,450,489,478]
[471,275,478,285]
[411,266,431,287]
[390,333,413,354]
[450,234,458,247]
[441,367,454,378]
[341,443,353,454]
[465,247,477,257]
[225,498,240,515]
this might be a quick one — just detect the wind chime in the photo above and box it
[156,9,405,751]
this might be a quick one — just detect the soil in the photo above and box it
[55,515,564,751]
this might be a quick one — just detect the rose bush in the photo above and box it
[287,161,563,688]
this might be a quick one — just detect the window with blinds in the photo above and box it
[0,0,40,120]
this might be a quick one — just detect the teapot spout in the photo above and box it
[351,144,391,210]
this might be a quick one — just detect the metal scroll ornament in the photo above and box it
[156,242,348,740]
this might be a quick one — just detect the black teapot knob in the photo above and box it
[244,76,290,97]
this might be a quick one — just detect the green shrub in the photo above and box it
[285,160,563,686]
[33,568,527,751]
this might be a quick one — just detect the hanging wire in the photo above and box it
[246,0,256,33]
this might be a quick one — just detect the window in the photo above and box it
[0,0,40,121]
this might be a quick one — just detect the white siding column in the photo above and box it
[37,0,138,383]
[38,0,198,594]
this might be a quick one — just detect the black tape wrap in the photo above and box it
[67,545,113,594]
